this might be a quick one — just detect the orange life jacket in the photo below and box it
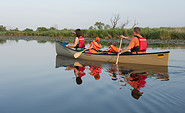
[108,45,120,54]
[88,40,102,53]
[89,66,102,76]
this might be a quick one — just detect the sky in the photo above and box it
[0,0,185,30]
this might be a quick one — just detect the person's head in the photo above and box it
[112,41,117,46]
[134,27,141,35]
[75,29,83,37]
[131,88,143,100]
[76,77,82,85]
[95,37,100,43]
[94,74,100,80]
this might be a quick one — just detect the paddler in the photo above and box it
[118,27,147,55]
[88,37,102,53]
[107,42,120,54]
[66,29,85,50]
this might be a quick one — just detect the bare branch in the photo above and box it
[121,18,129,29]
[110,14,120,29]
[132,19,138,29]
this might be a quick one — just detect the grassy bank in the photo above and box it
[0,27,185,40]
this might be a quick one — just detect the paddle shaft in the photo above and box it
[74,48,89,58]
[81,48,89,53]
[116,38,123,64]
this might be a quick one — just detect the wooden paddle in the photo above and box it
[96,48,109,54]
[74,62,83,67]
[116,38,123,64]
[74,48,89,58]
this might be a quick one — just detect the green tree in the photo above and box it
[89,26,94,30]
[36,27,48,31]
[104,24,111,29]
[23,28,34,32]
[94,22,105,29]
[49,27,57,30]
[10,28,19,31]
[0,25,7,31]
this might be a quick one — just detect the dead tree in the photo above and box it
[110,14,120,29]
[132,19,138,29]
[121,18,129,29]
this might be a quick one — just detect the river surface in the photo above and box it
[0,40,185,113]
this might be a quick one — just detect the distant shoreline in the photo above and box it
[0,36,185,45]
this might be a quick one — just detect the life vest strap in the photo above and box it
[91,48,99,52]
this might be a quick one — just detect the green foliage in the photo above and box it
[36,27,48,31]
[171,31,185,39]
[89,26,94,30]
[23,28,34,32]
[94,22,105,29]
[10,28,19,31]
[0,26,184,40]
[0,25,7,31]
[49,27,57,31]
[104,24,111,29]
[160,30,171,40]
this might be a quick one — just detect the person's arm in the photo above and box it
[66,37,79,47]
[66,66,75,70]
[118,36,136,55]
[118,46,131,55]
[89,42,94,49]
[107,46,112,51]
[74,68,79,77]
[120,35,132,41]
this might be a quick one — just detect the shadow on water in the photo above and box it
[56,55,169,100]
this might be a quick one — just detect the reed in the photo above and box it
[0,27,184,40]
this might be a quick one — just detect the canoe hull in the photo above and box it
[56,42,170,66]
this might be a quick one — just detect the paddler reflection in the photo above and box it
[89,66,102,80]
[66,62,86,85]
[125,73,147,100]
[108,64,169,100]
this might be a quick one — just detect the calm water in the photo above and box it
[0,40,185,113]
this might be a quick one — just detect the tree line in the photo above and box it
[0,14,185,40]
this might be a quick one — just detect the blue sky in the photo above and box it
[0,0,185,30]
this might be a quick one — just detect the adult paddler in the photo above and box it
[118,27,147,55]
[66,29,85,50]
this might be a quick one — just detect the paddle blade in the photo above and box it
[74,52,82,58]
[74,62,83,67]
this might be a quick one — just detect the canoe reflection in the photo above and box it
[56,55,169,99]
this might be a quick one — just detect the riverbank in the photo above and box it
[1,36,185,45]
[0,27,185,40]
